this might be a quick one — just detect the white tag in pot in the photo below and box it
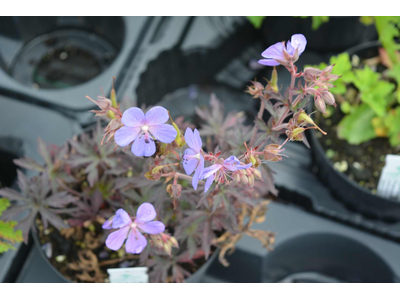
[107,267,149,283]
[377,155,400,201]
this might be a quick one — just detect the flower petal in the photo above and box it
[114,126,141,147]
[287,34,307,55]
[102,216,113,229]
[204,174,214,193]
[183,149,198,175]
[201,164,222,179]
[111,209,132,228]
[192,155,204,190]
[185,128,202,152]
[121,107,145,127]
[136,202,157,223]
[237,163,253,170]
[125,229,147,254]
[144,106,169,126]
[105,227,130,251]
[261,42,285,60]
[137,221,165,234]
[258,59,280,66]
[131,136,156,157]
[150,124,177,143]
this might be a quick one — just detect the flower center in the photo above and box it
[141,125,149,132]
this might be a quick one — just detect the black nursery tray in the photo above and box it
[5,16,400,283]
[0,17,151,124]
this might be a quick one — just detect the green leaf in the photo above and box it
[374,16,400,64]
[337,104,377,144]
[385,107,400,146]
[0,197,10,215]
[247,16,265,29]
[311,16,329,30]
[360,16,374,26]
[0,198,24,253]
[353,66,395,117]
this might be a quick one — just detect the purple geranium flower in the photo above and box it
[102,203,165,254]
[114,106,177,157]
[258,34,307,66]
[201,156,252,193]
[182,128,204,190]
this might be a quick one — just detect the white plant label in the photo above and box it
[377,154,400,201]
[107,267,149,283]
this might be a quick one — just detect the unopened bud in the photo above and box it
[248,175,255,187]
[270,67,279,93]
[240,173,249,185]
[315,97,326,114]
[111,77,117,108]
[321,91,336,106]
[253,168,262,180]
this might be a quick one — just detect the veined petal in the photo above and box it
[131,136,156,157]
[137,221,165,234]
[183,149,199,175]
[136,202,156,223]
[201,164,222,179]
[105,227,130,251]
[114,126,141,147]
[121,107,145,127]
[192,155,204,190]
[261,42,285,60]
[145,106,169,126]
[258,59,280,66]
[287,34,307,55]
[150,124,177,143]
[112,209,132,229]
[184,128,202,152]
[204,174,214,193]
[125,229,147,254]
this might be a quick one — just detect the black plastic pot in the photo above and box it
[308,41,400,221]
[262,233,396,282]
[261,16,377,53]
[16,230,218,283]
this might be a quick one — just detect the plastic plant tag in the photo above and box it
[107,267,149,283]
[377,154,400,201]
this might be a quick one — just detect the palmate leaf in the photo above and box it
[0,198,23,253]
[69,122,118,187]
[337,104,377,145]
[385,107,400,146]
[353,66,395,117]
[0,172,75,243]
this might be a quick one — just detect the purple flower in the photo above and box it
[182,128,204,190]
[114,106,177,157]
[102,203,165,254]
[258,34,307,66]
[201,156,252,193]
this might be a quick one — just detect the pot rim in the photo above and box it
[31,228,219,283]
